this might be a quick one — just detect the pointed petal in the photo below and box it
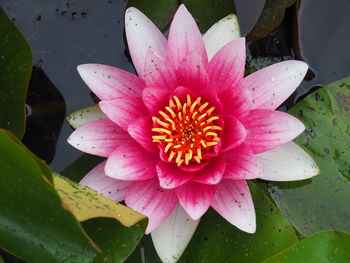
[143,50,177,90]
[77,64,144,100]
[221,115,247,152]
[257,141,319,181]
[223,144,262,180]
[242,61,308,110]
[203,14,241,60]
[105,141,158,181]
[156,162,194,189]
[99,96,147,130]
[142,87,170,115]
[176,51,209,92]
[168,4,207,68]
[212,179,256,233]
[67,119,131,157]
[208,37,246,91]
[151,205,199,263]
[176,181,216,220]
[125,7,167,76]
[66,104,106,129]
[128,116,157,152]
[244,109,305,154]
[125,178,178,233]
[80,161,130,202]
[193,156,225,185]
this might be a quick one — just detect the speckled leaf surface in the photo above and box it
[83,218,147,263]
[247,0,296,41]
[0,8,32,139]
[66,104,106,129]
[53,174,146,226]
[128,182,297,263]
[268,76,350,236]
[0,129,97,263]
[263,231,350,263]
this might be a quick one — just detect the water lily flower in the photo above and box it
[68,4,319,262]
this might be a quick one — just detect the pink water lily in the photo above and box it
[68,5,319,262]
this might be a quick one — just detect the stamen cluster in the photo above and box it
[152,94,222,166]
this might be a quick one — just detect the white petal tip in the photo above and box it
[152,206,200,263]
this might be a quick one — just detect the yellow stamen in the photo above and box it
[165,106,176,118]
[198,102,209,112]
[168,151,176,162]
[164,142,173,153]
[173,96,182,111]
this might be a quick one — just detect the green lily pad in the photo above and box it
[0,129,97,263]
[0,8,32,139]
[182,0,236,32]
[263,231,350,263]
[84,218,147,263]
[247,0,296,41]
[128,182,297,262]
[126,0,179,32]
[268,76,350,236]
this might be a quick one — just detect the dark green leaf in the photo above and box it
[84,218,147,263]
[247,0,296,41]
[263,231,350,263]
[0,8,32,138]
[268,76,350,235]
[129,182,297,262]
[126,0,179,32]
[0,129,97,263]
[183,0,236,32]
[61,153,104,182]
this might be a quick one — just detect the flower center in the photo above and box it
[152,94,222,166]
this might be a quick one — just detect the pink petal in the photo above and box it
[125,178,178,233]
[67,119,132,157]
[143,50,177,91]
[193,156,226,185]
[176,181,216,220]
[105,141,158,181]
[125,7,167,76]
[77,64,145,100]
[243,109,305,154]
[207,38,246,91]
[218,85,252,120]
[142,87,170,115]
[221,115,247,152]
[212,179,256,233]
[99,96,147,130]
[176,51,209,92]
[167,5,207,68]
[241,60,308,110]
[128,116,157,152]
[223,144,262,180]
[156,162,195,189]
[170,86,195,100]
[80,161,130,202]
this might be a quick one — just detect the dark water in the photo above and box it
[1,0,350,172]
[1,0,133,171]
